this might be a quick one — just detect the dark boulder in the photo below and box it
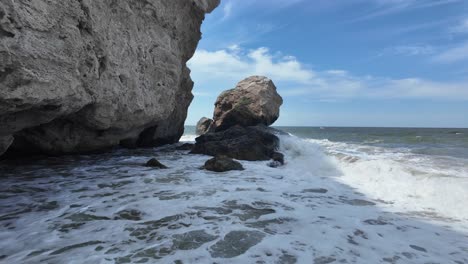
[267,152,285,168]
[145,158,167,169]
[175,143,194,151]
[191,125,280,161]
[204,156,244,172]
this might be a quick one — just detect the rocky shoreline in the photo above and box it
[191,76,285,171]
[143,75,285,172]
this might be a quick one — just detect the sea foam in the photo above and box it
[0,133,466,263]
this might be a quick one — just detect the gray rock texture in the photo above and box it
[196,117,213,135]
[204,155,244,172]
[0,0,219,156]
[212,76,283,132]
[191,125,280,161]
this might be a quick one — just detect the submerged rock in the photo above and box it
[192,125,281,161]
[0,0,220,157]
[172,230,218,250]
[196,117,213,135]
[211,76,283,132]
[204,156,244,172]
[175,143,194,151]
[209,230,265,258]
[268,152,285,168]
[114,209,143,221]
[145,158,168,169]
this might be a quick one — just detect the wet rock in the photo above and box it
[172,230,218,250]
[59,222,86,233]
[175,143,194,151]
[409,245,427,252]
[204,156,244,172]
[38,201,59,211]
[66,213,110,222]
[278,251,298,264]
[211,76,283,132]
[50,241,103,255]
[224,200,276,221]
[114,209,143,221]
[192,125,281,161]
[301,188,328,194]
[268,152,285,168]
[341,199,376,206]
[196,117,213,135]
[314,256,336,264]
[209,230,265,258]
[145,158,168,169]
[98,181,133,189]
[364,219,389,225]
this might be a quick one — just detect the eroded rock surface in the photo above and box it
[196,117,213,135]
[191,125,280,161]
[0,0,219,157]
[212,76,283,132]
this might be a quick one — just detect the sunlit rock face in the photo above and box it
[0,0,219,157]
[211,76,283,132]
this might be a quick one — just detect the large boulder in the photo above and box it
[196,117,213,135]
[212,76,283,132]
[191,125,281,161]
[0,0,220,157]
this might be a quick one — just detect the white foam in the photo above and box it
[179,134,197,142]
[0,134,467,263]
[299,136,468,221]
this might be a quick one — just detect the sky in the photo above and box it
[186,0,468,128]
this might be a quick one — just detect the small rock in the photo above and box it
[302,188,328,194]
[175,143,194,151]
[267,152,285,168]
[409,245,427,252]
[114,209,143,221]
[209,230,265,258]
[204,156,244,172]
[145,158,168,169]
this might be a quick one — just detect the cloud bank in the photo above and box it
[188,46,468,101]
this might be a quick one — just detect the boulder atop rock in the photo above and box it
[196,117,213,135]
[212,76,283,132]
[191,125,280,161]
[204,156,244,172]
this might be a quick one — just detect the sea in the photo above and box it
[0,126,467,263]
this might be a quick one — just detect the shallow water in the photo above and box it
[0,131,467,263]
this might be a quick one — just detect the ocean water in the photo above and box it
[0,126,467,263]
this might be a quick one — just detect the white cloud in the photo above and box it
[381,45,435,56]
[433,42,468,63]
[222,1,233,20]
[450,18,468,34]
[188,46,468,100]
[351,0,461,22]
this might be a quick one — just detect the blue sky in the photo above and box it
[186,0,468,128]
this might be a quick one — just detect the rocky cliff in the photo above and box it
[0,0,219,157]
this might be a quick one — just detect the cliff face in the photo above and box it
[0,0,219,156]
